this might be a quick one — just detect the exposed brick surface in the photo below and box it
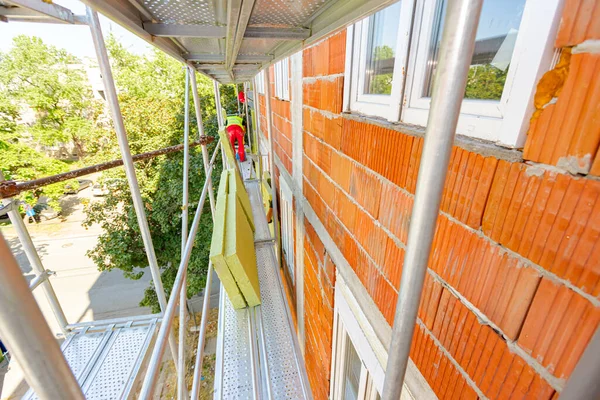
[255,20,600,399]
[555,0,600,47]
[303,218,336,400]
[518,278,599,380]
[483,164,600,296]
[524,53,600,174]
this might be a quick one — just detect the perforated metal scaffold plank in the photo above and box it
[214,175,311,399]
[23,319,157,400]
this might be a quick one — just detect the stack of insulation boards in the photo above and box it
[210,168,260,309]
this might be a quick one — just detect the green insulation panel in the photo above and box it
[228,169,255,232]
[209,174,247,309]
[224,193,261,307]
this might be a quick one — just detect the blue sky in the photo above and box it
[0,0,151,59]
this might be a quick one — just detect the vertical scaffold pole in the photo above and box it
[254,75,263,183]
[189,65,216,217]
[243,82,253,157]
[213,80,227,169]
[1,173,68,336]
[263,67,280,256]
[86,6,179,368]
[0,233,84,399]
[187,66,218,400]
[178,67,191,400]
[381,0,483,398]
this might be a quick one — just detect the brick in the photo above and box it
[466,325,491,377]
[538,177,587,270]
[467,156,498,229]
[499,266,541,340]
[480,339,506,394]
[517,278,561,354]
[551,180,600,278]
[448,303,469,358]
[567,197,600,289]
[498,356,526,399]
[452,151,477,218]
[482,160,511,235]
[473,330,500,386]
[527,173,572,264]
[432,289,452,338]
[526,375,555,400]
[384,238,404,288]
[554,300,600,378]
[487,348,515,398]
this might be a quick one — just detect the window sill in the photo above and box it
[340,111,523,163]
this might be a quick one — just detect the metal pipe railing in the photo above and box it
[0,233,84,399]
[0,142,206,199]
[380,0,483,398]
[213,81,228,170]
[138,142,221,399]
[28,269,55,291]
[189,74,219,400]
[1,173,69,336]
[253,76,264,183]
[189,65,217,218]
[189,261,215,399]
[243,82,253,154]
[86,6,180,367]
[178,66,191,400]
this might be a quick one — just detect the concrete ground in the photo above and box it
[0,176,152,399]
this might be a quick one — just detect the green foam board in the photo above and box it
[209,176,247,309]
[224,193,261,307]
[228,168,255,232]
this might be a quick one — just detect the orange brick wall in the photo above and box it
[258,65,293,175]
[304,217,336,400]
[523,3,600,175]
[255,4,599,397]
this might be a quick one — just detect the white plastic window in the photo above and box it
[279,176,294,282]
[274,58,290,101]
[345,0,562,147]
[347,1,407,121]
[255,70,265,94]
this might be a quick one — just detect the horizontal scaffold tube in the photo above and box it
[0,138,214,199]
[138,140,221,399]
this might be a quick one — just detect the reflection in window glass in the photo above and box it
[423,0,525,100]
[342,337,362,400]
[363,2,401,95]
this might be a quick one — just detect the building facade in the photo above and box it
[254,0,600,398]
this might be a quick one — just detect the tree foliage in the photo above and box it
[83,37,231,311]
[0,35,101,155]
[464,64,508,100]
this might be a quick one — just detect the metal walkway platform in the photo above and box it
[23,317,158,400]
[214,169,312,399]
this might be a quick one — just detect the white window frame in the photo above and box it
[280,175,294,282]
[255,70,265,94]
[345,0,563,147]
[274,58,290,101]
[330,275,386,398]
[345,0,414,121]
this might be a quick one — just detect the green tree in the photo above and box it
[0,140,71,210]
[83,37,231,311]
[0,35,100,156]
[464,64,508,100]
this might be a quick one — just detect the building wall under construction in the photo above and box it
[256,3,599,398]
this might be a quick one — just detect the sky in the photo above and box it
[0,0,152,59]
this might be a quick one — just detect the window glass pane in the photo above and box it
[342,336,362,400]
[423,0,525,100]
[363,2,401,95]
